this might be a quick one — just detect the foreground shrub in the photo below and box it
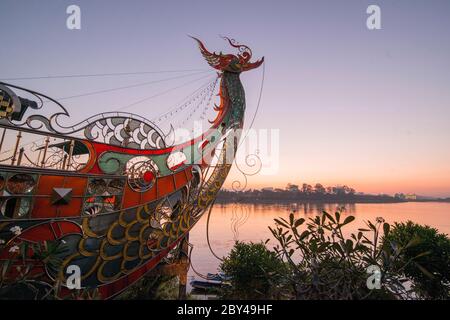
[269,212,421,299]
[220,241,289,299]
[385,221,450,299]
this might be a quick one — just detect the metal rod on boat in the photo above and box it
[37,149,42,167]
[17,147,24,166]
[60,146,64,170]
[40,136,50,168]
[0,128,6,154]
[66,140,75,170]
[62,154,68,170]
[10,130,22,166]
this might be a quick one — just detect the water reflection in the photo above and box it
[285,202,357,215]
[230,204,250,241]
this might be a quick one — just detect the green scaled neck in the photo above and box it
[222,71,246,128]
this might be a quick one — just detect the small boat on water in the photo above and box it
[190,279,223,291]
[0,37,263,299]
[206,272,231,282]
[190,272,231,291]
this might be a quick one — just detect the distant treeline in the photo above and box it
[216,183,450,204]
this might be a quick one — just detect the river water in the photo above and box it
[187,202,450,292]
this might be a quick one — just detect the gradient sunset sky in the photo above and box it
[2,0,450,197]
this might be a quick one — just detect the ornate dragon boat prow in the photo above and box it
[0,37,263,299]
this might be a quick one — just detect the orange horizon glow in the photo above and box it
[223,170,450,198]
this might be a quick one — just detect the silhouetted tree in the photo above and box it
[314,183,326,195]
[302,183,313,195]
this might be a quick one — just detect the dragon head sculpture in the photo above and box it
[191,36,264,73]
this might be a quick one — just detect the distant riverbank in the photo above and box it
[215,190,450,205]
[215,198,450,205]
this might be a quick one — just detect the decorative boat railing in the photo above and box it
[0,127,89,171]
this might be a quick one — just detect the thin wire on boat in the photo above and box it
[115,74,217,112]
[187,243,211,281]
[51,70,212,102]
[1,68,210,81]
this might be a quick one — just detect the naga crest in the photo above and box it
[191,36,264,73]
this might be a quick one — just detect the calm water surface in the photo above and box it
[188,202,450,291]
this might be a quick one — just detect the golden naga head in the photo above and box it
[191,36,264,73]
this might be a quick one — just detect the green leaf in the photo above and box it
[318,243,329,253]
[383,223,390,236]
[367,221,377,231]
[335,211,341,223]
[299,230,310,240]
[333,242,344,255]
[345,239,354,252]
[274,219,290,229]
[405,235,423,249]
[294,218,305,228]
[342,216,355,226]
[412,250,431,259]
[321,213,326,225]
[22,242,29,262]
[415,262,435,279]
[323,211,335,223]
[2,260,11,279]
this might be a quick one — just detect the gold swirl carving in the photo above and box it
[118,210,131,228]
[78,238,99,257]
[139,243,154,260]
[122,240,140,262]
[106,221,127,246]
[81,217,103,238]
[97,260,122,284]
[99,239,123,261]
[124,220,140,242]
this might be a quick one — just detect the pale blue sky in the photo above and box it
[1,0,450,196]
